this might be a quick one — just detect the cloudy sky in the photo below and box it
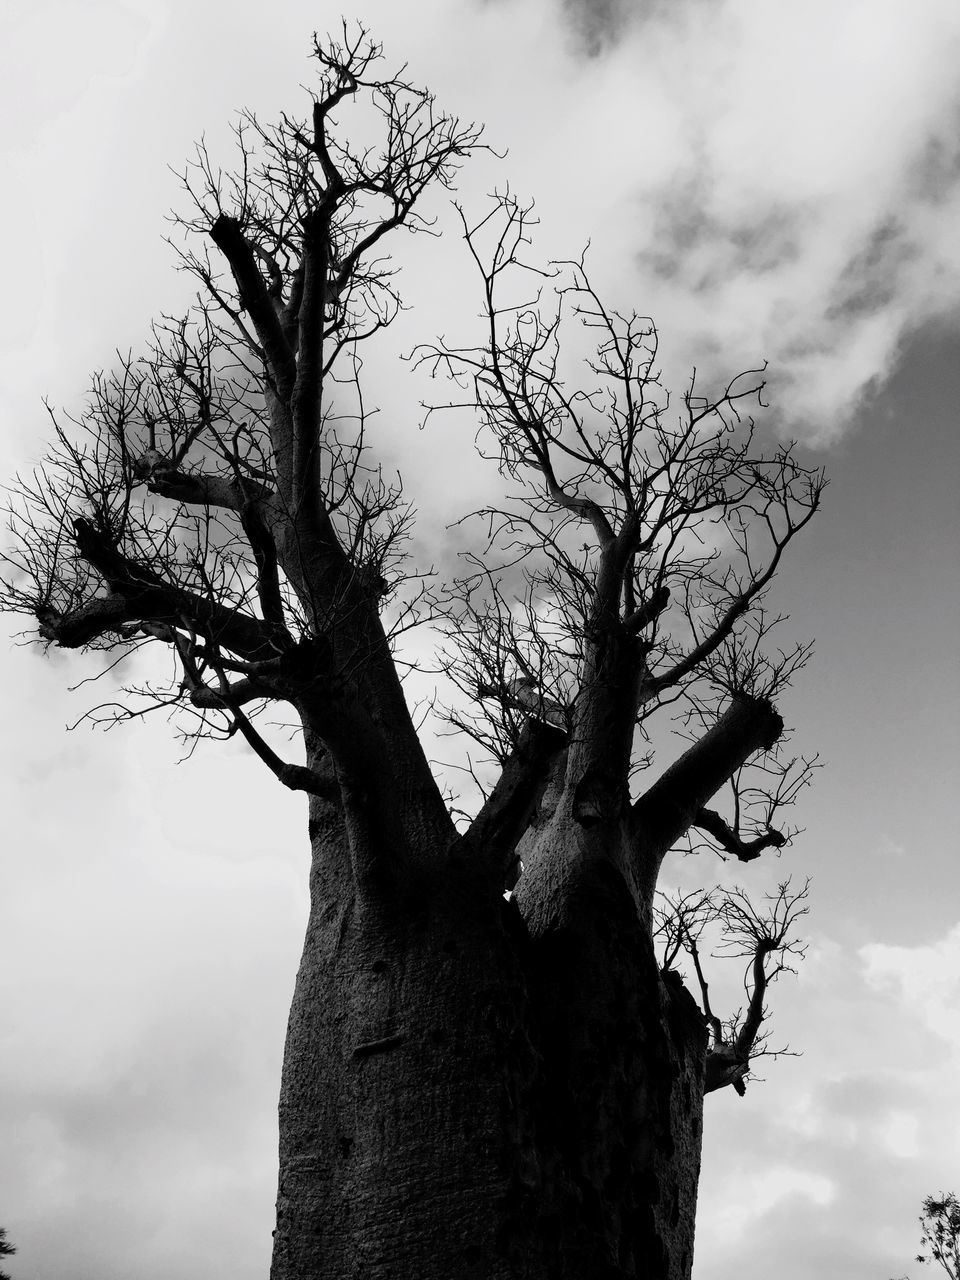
[2,0,959,1277]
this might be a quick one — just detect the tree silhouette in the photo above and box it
[0,1227,16,1280]
[0,24,824,1279]
[916,1193,960,1279]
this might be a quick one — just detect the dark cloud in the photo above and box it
[556,0,717,57]
[640,180,804,291]
[906,99,960,205]
[560,0,634,55]
[825,218,915,323]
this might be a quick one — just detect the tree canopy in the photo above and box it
[0,24,823,1084]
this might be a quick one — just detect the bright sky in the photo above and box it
[1,1,959,1277]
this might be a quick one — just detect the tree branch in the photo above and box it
[209,215,298,398]
[37,593,133,647]
[692,807,786,862]
[210,658,337,798]
[238,500,290,637]
[133,457,275,512]
[703,938,778,1097]
[703,1047,750,1097]
[456,717,567,876]
[541,460,616,547]
[290,207,331,509]
[187,675,276,709]
[632,694,784,859]
[733,939,777,1060]
[623,584,670,633]
[646,492,822,696]
[700,879,808,1095]
[48,518,278,661]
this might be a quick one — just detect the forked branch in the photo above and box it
[657,879,809,1096]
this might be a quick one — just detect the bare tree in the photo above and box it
[0,26,825,1280]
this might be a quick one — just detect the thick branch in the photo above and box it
[703,939,776,1097]
[64,518,277,661]
[632,694,784,858]
[734,940,776,1059]
[456,718,567,874]
[238,501,289,636]
[624,585,670,633]
[134,459,275,512]
[209,215,297,397]
[290,208,331,508]
[542,464,615,547]
[311,89,355,189]
[704,1048,749,1097]
[37,593,132,647]
[188,676,277,709]
[692,807,786,862]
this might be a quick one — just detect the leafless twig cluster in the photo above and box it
[655,877,810,1094]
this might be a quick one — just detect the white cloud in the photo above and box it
[592,0,960,438]
[399,0,960,441]
[879,1109,920,1159]
[0,711,299,1279]
[696,926,960,1277]
[861,923,960,1052]
[705,1165,835,1245]
[5,0,960,464]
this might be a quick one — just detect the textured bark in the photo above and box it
[270,748,708,1280]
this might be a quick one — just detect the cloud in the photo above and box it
[704,1164,836,1246]
[558,0,635,54]
[584,0,960,438]
[0,667,304,1280]
[461,0,960,441]
[8,0,959,468]
[2,0,151,152]
[861,923,960,1053]
[694,925,960,1278]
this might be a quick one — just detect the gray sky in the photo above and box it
[2,1,959,1277]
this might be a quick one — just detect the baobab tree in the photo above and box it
[1,27,823,1280]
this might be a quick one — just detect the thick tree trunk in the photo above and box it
[269,796,707,1280]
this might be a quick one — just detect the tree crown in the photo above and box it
[0,24,823,1094]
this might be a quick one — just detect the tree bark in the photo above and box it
[270,749,707,1280]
